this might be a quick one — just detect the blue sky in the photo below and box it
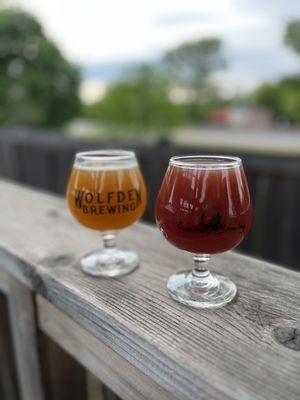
[10,0,300,100]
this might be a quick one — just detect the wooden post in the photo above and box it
[7,277,45,400]
[0,292,19,400]
[39,332,87,400]
[37,296,173,400]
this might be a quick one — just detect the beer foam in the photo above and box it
[74,160,138,171]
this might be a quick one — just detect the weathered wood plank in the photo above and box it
[0,293,19,400]
[39,331,87,400]
[7,276,45,400]
[0,180,299,400]
[37,295,174,400]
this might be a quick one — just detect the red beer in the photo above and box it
[156,158,252,254]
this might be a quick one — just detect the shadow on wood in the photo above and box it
[0,293,20,400]
[39,333,87,400]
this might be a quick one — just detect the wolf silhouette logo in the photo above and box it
[199,212,222,232]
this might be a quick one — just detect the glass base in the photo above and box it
[80,247,139,277]
[167,270,237,309]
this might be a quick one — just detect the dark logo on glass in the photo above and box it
[177,209,245,234]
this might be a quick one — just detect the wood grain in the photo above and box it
[0,179,299,400]
[37,295,175,400]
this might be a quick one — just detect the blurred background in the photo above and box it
[0,0,300,271]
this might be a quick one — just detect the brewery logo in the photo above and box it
[177,207,245,234]
[73,189,142,215]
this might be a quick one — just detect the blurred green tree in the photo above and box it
[86,64,185,128]
[0,9,80,127]
[276,77,300,123]
[254,78,300,124]
[253,83,281,114]
[253,20,300,125]
[285,20,300,56]
[163,38,225,120]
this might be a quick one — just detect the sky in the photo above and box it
[6,0,300,102]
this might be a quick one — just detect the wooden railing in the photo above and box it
[0,179,299,400]
[0,130,300,271]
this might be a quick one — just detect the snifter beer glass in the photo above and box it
[67,150,147,277]
[156,156,252,308]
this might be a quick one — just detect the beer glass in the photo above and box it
[67,150,147,277]
[156,155,252,308]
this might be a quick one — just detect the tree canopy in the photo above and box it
[0,9,80,127]
[163,38,225,100]
[86,64,185,128]
[162,38,225,121]
[253,20,300,124]
[285,20,300,56]
[254,77,300,124]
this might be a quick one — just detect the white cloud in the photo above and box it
[11,0,265,62]
[8,0,300,92]
[12,0,158,62]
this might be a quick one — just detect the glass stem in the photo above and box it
[102,232,117,250]
[191,254,218,290]
[192,254,210,274]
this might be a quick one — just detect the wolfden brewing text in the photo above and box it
[74,188,142,215]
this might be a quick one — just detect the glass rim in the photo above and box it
[169,155,242,169]
[75,149,136,162]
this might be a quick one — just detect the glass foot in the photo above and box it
[80,248,139,277]
[167,270,237,309]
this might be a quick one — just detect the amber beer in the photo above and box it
[67,164,147,231]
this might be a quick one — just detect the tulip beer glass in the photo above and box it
[156,156,252,308]
[67,150,147,277]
